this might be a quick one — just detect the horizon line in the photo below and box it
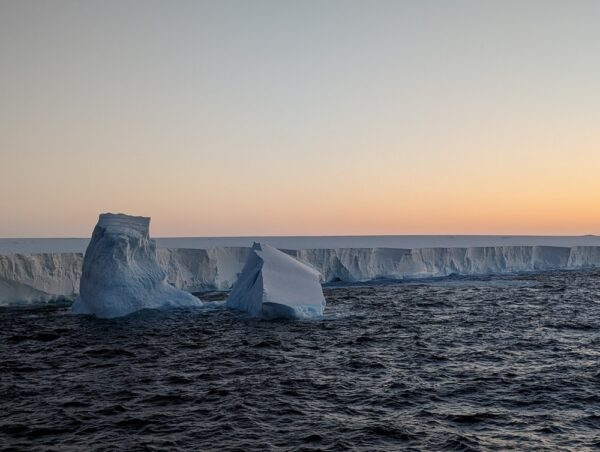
[0,233,598,240]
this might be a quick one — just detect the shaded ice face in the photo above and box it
[226,243,326,320]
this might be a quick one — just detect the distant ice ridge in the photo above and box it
[2,244,600,306]
[71,214,202,318]
[226,243,326,319]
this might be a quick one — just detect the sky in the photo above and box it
[0,0,599,237]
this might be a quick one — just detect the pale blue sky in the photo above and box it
[1,1,599,236]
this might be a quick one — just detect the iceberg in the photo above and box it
[226,243,326,319]
[72,213,201,318]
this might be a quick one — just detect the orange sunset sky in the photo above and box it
[1,1,599,237]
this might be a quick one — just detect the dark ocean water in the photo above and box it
[2,271,600,451]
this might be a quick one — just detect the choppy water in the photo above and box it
[2,270,600,451]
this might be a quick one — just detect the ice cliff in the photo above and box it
[71,213,202,318]
[156,247,251,292]
[289,246,575,282]
[0,252,82,304]
[226,243,326,319]
[2,244,600,306]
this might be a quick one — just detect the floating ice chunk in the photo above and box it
[72,213,201,318]
[226,243,326,319]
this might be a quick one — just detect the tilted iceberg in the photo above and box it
[226,243,326,319]
[72,213,202,318]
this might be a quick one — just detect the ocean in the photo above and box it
[2,270,600,450]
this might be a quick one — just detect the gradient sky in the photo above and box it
[1,0,599,237]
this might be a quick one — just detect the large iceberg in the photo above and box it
[226,243,326,319]
[3,242,600,307]
[72,213,202,318]
[289,246,575,282]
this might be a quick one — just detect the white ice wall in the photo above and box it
[156,247,251,292]
[1,245,600,305]
[0,253,82,304]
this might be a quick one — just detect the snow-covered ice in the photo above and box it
[71,213,202,318]
[226,243,326,319]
